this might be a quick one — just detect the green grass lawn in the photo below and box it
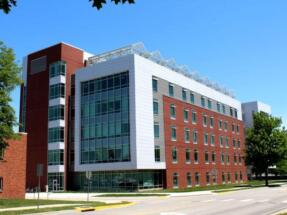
[0,199,129,215]
[97,193,168,197]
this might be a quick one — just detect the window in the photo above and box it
[210,117,214,128]
[182,89,187,101]
[239,154,242,164]
[153,100,159,115]
[230,107,233,117]
[0,177,2,192]
[234,153,237,164]
[193,130,198,144]
[195,172,200,186]
[202,115,207,127]
[49,83,65,99]
[217,102,221,112]
[152,78,158,92]
[169,84,174,97]
[185,128,190,143]
[236,125,240,133]
[172,147,177,163]
[171,126,177,141]
[226,153,230,164]
[187,173,192,187]
[205,151,209,164]
[222,104,226,114]
[219,136,223,147]
[49,61,66,78]
[225,137,229,148]
[173,173,179,188]
[170,105,176,119]
[201,96,205,107]
[224,122,228,131]
[238,140,241,148]
[232,124,235,133]
[218,120,222,130]
[190,93,195,104]
[208,99,212,109]
[232,139,236,148]
[183,109,189,122]
[194,150,199,163]
[48,105,64,121]
[235,109,238,118]
[212,151,216,163]
[154,123,160,138]
[222,172,226,184]
[240,171,243,181]
[48,150,64,165]
[211,135,215,146]
[227,172,231,183]
[221,152,224,164]
[0,148,4,160]
[155,146,160,162]
[204,133,208,145]
[206,172,210,185]
[186,148,191,163]
[235,172,238,182]
[192,111,197,124]
[48,127,64,143]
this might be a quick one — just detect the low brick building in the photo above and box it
[0,133,27,199]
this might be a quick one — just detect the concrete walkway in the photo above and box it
[0,204,81,212]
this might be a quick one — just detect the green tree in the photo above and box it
[0,41,21,150]
[0,0,135,14]
[245,112,287,186]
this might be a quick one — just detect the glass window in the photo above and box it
[171,126,177,141]
[172,147,177,163]
[219,136,223,147]
[208,99,212,109]
[186,148,191,163]
[233,139,236,148]
[152,78,158,92]
[210,117,214,128]
[49,61,66,78]
[224,121,228,131]
[190,93,195,104]
[204,133,208,145]
[211,135,215,146]
[194,150,199,163]
[217,102,221,112]
[232,124,235,132]
[225,137,229,148]
[183,109,189,122]
[185,128,190,143]
[170,105,176,119]
[235,109,238,118]
[193,130,198,144]
[201,96,205,107]
[49,83,65,100]
[173,173,179,188]
[234,153,237,164]
[182,89,187,101]
[48,172,64,191]
[153,100,159,115]
[236,125,240,133]
[0,148,4,160]
[205,151,209,163]
[48,105,64,121]
[221,153,224,164]
[218,120,222,130]
[202,115,207,127]
[48,127,64,143]
[48,149,64,165]
[226,153,230,164]
[206,172,210,185]
[154,123,160,139]
[235,172,238,182]
[187,173,192,187]
[0,177,3,192]
[212,151,216,163]
[238,140,241,148]
[222,104,226,114]
[222,172,226,183]
[169,84,174,97]
[192,111,197,124]
[155,146,160,162]
[195,172,200,186]
[240,171,243,181]
[230,107,233,117]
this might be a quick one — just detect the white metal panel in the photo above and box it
[48,120,65,128]
[49,98,65,106]
[49,75,66,85]
[48,142,65,150]
[48,165,65,173]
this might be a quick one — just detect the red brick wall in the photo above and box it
[163,96,247,189]
[0,134,27,199]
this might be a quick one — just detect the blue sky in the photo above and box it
[1,0,286,127]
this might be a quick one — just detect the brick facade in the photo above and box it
[163,96,247,189]
[0,134,27,199]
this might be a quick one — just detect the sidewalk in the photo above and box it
[0,204,81,212]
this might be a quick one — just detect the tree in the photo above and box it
[0,41,21,150]
[245,112,287,186]
[0,0,135,14]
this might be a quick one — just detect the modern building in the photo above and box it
[0,133,27,199]
[19,42,247,192]
[242,101,272,128]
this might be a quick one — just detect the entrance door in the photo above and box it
[52,179,58,191]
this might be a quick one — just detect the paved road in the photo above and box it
[35,185,287,215]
